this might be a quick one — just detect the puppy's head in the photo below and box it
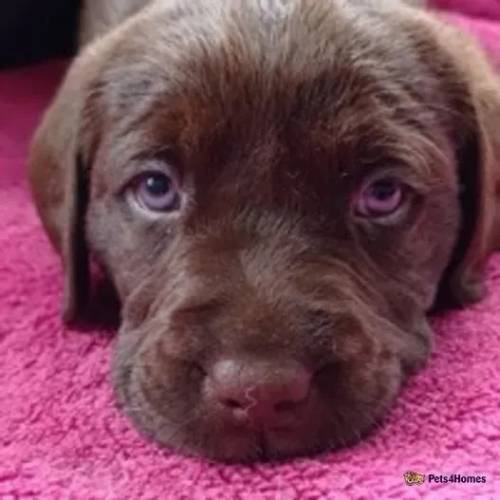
[29,0,500,461]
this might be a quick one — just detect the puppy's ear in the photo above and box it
[29,55,97,324]
[436,31,500,307]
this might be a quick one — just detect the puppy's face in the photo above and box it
[29,0,500,461]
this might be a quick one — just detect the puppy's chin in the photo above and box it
[111,322,417,462]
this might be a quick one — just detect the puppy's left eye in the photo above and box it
[133,172,180,213]
[354,178,405,218]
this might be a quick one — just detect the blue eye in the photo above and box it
[134,172,180,212]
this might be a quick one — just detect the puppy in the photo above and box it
[28,0,500,461]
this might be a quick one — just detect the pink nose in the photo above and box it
[207,358,311,427]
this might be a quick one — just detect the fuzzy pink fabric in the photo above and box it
[1,5,500,499]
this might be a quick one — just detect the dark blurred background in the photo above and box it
[0,0,80,69]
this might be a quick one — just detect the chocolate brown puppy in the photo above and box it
[29,0,500,461]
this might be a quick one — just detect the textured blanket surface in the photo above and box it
[1,3,500,499]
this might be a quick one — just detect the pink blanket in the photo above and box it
[1,3,499,499]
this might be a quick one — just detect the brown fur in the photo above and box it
[28,0,500,461]
[79,0,152,46]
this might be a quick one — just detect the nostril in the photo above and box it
[223,398,244,410]
[274,399,300,413]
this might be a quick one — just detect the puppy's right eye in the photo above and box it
[130,171,181,213]
[354,178,406,219]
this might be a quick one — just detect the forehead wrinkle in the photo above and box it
[166,17,430,153]
[101,1,408,129]
[93,0,448,133]
[92,0,455,207]
[143,1,368,121]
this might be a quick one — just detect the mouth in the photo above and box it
[122,387,321,462]
[254,430,294,462]
[211,425,323,463]
[117,377,388,462]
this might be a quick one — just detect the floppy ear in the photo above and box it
[436,36,500,308]
[28,55,97,324]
